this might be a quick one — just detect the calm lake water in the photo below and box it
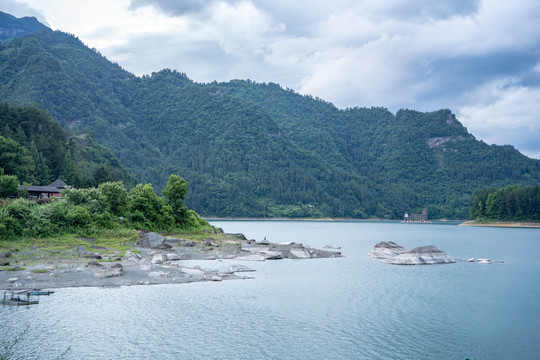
[1,220,539,359]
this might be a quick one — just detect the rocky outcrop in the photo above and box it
[369,242,455,265]
[368,241,407,259]
[137,232,165,248]
[388,246,455,265]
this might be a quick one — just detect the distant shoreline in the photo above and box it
[460,221,540,228]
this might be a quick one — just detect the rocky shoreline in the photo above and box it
[0,231,342,290]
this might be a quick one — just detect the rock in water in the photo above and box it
[368,241,408,259]
[389,246,455,265]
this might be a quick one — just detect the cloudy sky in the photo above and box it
[3,0,540,158]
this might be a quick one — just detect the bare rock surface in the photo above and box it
[369,242,455,265]
[0,231,341,290]
[368,241,407,259]
[388,246,456,265]
[137,232,165,248]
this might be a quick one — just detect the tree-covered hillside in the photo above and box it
[0,102,135,189]
[1,21,539,219]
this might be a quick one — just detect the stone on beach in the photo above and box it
[94,263,124,278]
[137,232,165,248]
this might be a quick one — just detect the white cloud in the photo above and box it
[458,78,540,158]
[3,0,540,157]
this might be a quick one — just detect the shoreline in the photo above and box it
[1,232,341,291]
[460,221,540,228]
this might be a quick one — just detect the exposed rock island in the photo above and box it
[369,241,455,265]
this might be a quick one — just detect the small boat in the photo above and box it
[2,291,39,306]
[478,258,492,264]
[466,258,475,262]
[28,289,55,296]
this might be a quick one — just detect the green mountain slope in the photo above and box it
[0,11,46,40]
[0,102,136,188]
[0,17,539,219]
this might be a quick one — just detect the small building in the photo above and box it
[404,210,428,223]
[18,179,70,200]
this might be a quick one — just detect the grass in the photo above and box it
[30,268,49,273]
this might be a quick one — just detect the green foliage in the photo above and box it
[0,135,34,181]
[470,185,540,221]
[0,102,135,188]
[163,174,188,223]
[0,174,208,240]
[0,173,18,198]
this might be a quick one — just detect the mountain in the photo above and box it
[0,14,539,219]
[0,11,46,40]
[0,101,136,188]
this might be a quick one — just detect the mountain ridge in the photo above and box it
[0,14,539,219]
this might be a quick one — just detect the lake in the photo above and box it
[1,220,539,359]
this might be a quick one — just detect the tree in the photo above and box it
[0,135,34,181]
[98,181,128,215]
[0,172,19,198]
[163,174,188,223]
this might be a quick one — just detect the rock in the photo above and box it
[87,261,102,267]
[137,232,165,248]
[260,250,284,260]
[151,243,172,251]
[289,248,311,259]
[182,240,195,247]
[7,277,18,283]
[211,275,222,281]
[228,264,256,272]
[151,253,167,264]
[166,253,182,261]
[94,263,124,278]
[124,250,142,261]
[323,245,341,249]
[388,246,455,265]
[76,246,88,255]
[227,233,247,240]
[85,254,103,260]
[368,241,408,259]
[1,251,12,258]
[0,261,9,266]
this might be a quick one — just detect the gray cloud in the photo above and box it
[2,0,540,158]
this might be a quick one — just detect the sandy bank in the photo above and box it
[460,221,540,228]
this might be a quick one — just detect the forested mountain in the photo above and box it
[0,11,46,40]
[1,15,539,219]
[0,102,135,188]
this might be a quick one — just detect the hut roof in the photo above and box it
[49,179,68,188]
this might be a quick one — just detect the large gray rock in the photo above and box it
[137,232,165,248]
[368,241,408,259]
[388,246,455,265]
[94,263,124,278]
